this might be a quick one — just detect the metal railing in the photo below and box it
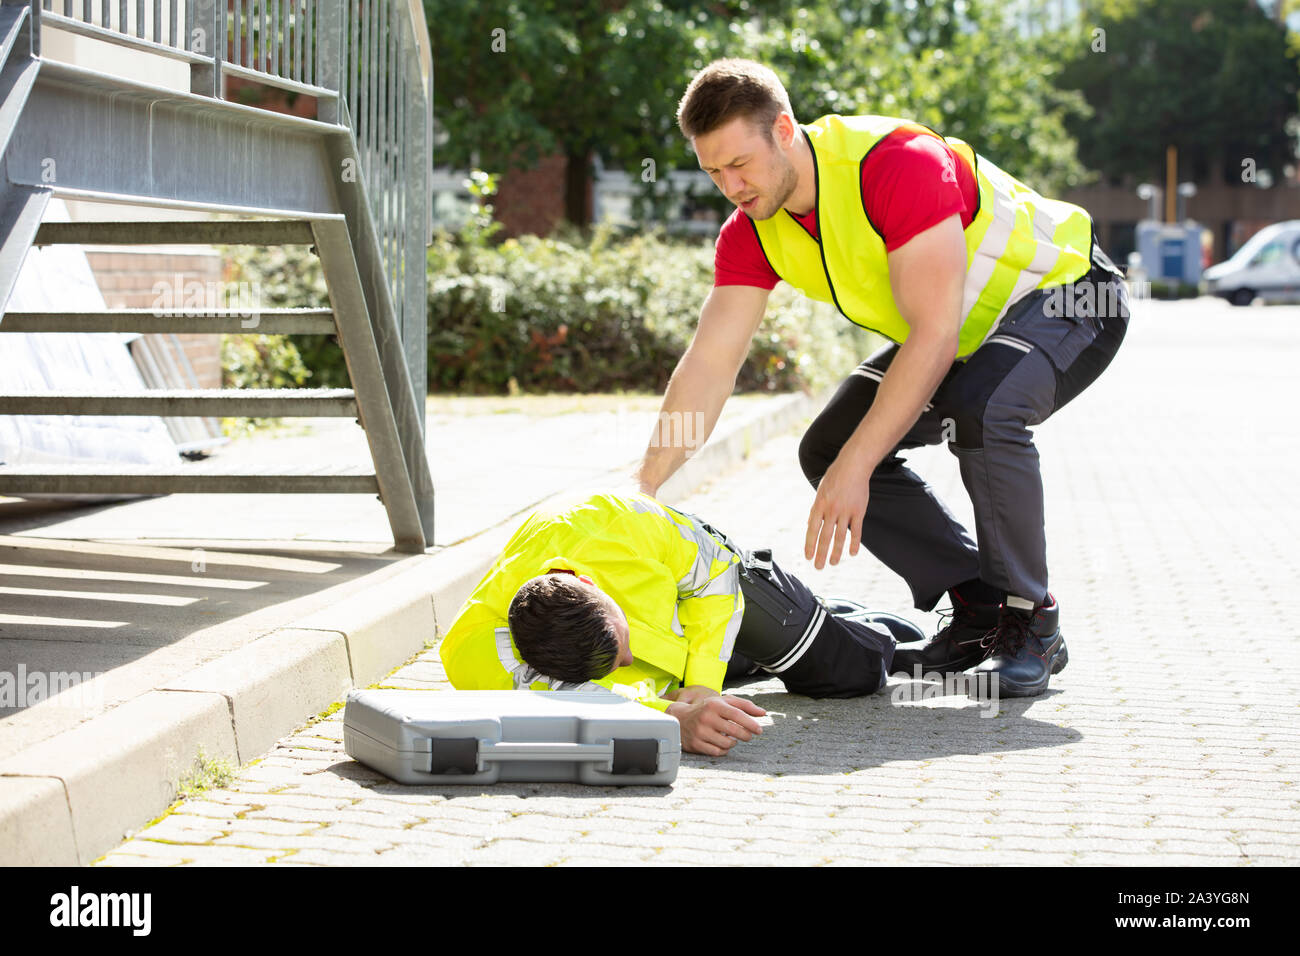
[35,0,433,394]
[37,1,198,60]
[334,0,434,395]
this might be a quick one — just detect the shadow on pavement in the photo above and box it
[707,686,1082,774]
[312,682,1080,794]
[0,496,412,758]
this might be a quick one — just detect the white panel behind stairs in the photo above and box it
[0,199,180,477]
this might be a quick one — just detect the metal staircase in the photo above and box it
[0,0,435,552]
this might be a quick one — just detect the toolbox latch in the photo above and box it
[428,737,480,775]
[611,738,660,775]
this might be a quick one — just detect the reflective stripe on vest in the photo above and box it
[750,114,1094,359]
[493,625,602,692]
[626,496,744,664]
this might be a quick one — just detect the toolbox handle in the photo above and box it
[482,742,614,762]
[421,737,662,776]
[486,739,662,775]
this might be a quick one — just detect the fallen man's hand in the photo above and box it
[667,694,767,757]
[668,684,721,705]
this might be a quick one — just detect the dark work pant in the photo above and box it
[798,248,1129,610]
[728,551,895,698]
[685,517,897,698]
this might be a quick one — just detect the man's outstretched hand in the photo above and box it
[805,445,871,569]
[666,689,767,757]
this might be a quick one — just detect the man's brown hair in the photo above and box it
[676,58,795,140]
[508,574,620,682]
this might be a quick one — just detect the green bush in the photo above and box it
[220,333,311,390]
[426,225,881,394]
[222,213,882,396]
[217,332,313,437]
[220,243,349,388]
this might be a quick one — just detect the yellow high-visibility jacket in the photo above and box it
[439,492,744,711]
[751,114,1096,358]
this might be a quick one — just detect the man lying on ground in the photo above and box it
[439,491,921,756]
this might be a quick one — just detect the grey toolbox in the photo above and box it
[344,689,681,785]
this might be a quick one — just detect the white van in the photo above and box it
[1204,221,1300,305]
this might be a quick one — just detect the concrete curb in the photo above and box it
[161,629,353,765]
[0,690,237,865]
[0,777,78,866]
[0,388,828,866]
[290,559,439,687]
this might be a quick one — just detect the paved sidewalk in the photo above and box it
[0,387,814,864]
[93,297,1300,866]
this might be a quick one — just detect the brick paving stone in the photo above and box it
[178,845,281,866]
[279,849,387,866]
[96,846,197,865]
[209,817,326,837]
[212,832,398,855]
[373,831,486,853]
[94,853,186,867]
[126,818,231,844]
[458,843,573,866]
[158,801,253,822]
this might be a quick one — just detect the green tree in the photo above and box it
[709,1,1090,192]
[1057,0,1299,185]
[426,0,726,226]
[425,0,1091,228]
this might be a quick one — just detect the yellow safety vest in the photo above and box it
[439,492,745,709]
[751,114,1095,358]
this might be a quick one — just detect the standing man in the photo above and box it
[633,59,1129,698]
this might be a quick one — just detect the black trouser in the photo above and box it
[798,244,1129,610]
[732,551,895,697]
[687,517,897,698]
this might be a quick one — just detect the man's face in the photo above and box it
[694,114,798,220]
[608,604,633,672]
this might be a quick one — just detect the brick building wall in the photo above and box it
[494,153,592,237]
[1061,182,1300,263]
[494,153,567,238]
[82,248,226,388]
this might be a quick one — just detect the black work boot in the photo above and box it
[890,592,1001,678]
[966,595,1068,698]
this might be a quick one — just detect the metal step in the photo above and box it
[0,464,378,496]
[0,181,51,319]
[0,47,38,161]
[0,307,337,334]
[0,388,358,417]
[0,3,37,163]
[32,219,317,246]
[0,5,30,72]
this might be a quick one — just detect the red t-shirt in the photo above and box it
[713,127,978,289]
